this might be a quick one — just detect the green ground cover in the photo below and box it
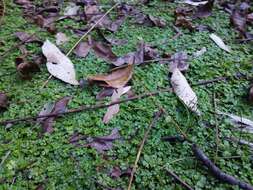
[0,1,253,189]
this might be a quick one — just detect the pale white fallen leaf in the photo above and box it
[171,69,200,114]
[210,33,231,53]
[64,2,80,16]
[103,86,131,124]
[55,32,69,45]
[193,47,207,58]
[218,111,253,134]
[42,40,79,85]
[183,0,208,6]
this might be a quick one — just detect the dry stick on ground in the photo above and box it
[192,144,253,190]
[165,169,194,190]
[127,109,164,190]
[41,3,119,88]
[0,73,251,126]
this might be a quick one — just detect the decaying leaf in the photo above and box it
[174,7,195,31]
[85,4,125,32]
[55,32,69,45]
[169,52,189,72]
[37,102,54,123]
[231,9,247,34]
[193,0,214,18]
[88,64,133,88]
[74,42,91,58]
[218,111,253,134]
[104,37,128,46]
[210,33,231,53]
[42,40,79,85]
[38,97,71,134]
[109,166,132,179]
[86,128,120,153]
[118,4,165,28]
[103,86,131,124]
[91,41,118,63]
[15,57,40,79]
[15,32,42,44]
[0,92,8,111]
[171,68,199,114]
[96,88,114,100]
[69,128,121,153]
[114,41,159,66]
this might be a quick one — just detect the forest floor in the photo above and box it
[0,1,253,190]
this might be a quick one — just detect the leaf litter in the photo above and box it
[69,128,121,153]
[42,40,79,85]
[2,0,253,189]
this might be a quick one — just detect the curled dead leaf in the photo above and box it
[74,42,91,58]
[38,97,71,134]
[15,57,40,79]
[88,64,133,88]
[171,69,200,114]
[103,86,131,124]
[42,40,79,85]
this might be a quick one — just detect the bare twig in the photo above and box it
[41,3,119,88]
[0,88,171,126]
[127,109,164,190]
[0,73,251,126]
[165,169,194,190]
[192,144,253,190]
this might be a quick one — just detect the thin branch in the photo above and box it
[192,144,253,190]
[165,169,194,190]
[0,88,171,126]
[127,109,164,190]
[0,73,251,126]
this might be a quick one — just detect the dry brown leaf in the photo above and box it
[42,40,79,85]
[74,42,91,58]
[103,86,131,124]
[88,64,133,88]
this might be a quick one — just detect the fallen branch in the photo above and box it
[192,144,253,190]
[165,169,194,190]
[127,109,164,190]
[0,88,171,126]
[0,73,250,126]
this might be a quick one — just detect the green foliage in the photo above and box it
[0,1,253,189]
